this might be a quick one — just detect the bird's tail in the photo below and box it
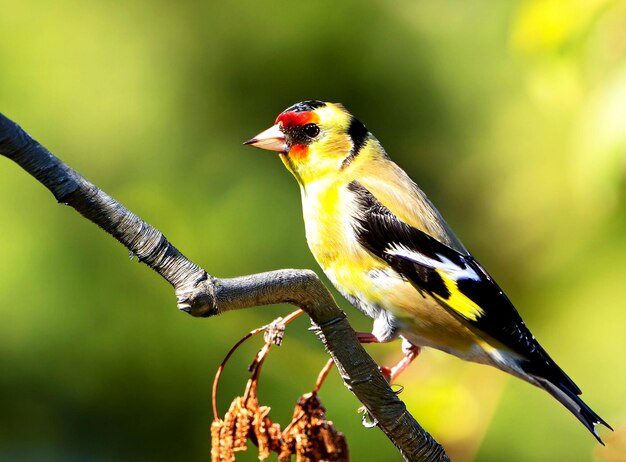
[533,375,612,444]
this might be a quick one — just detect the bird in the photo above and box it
[244,100,610,442]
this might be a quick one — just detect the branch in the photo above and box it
[0,113,449,462]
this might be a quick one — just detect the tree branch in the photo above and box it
[0,113,449,462]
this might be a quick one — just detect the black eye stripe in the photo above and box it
[283,123,320,146]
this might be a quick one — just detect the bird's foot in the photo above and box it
[380,342,420,384]
[356,333,421,384]
[356,332,380,344]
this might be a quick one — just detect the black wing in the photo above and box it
[347,180,580,393]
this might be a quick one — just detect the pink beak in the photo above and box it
[244,124,287,152]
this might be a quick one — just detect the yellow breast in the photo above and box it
[298,173,480,357]
[301,177,385,301]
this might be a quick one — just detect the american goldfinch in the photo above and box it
[245,100,610,442]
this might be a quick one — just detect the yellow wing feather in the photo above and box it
[433,270,485,322]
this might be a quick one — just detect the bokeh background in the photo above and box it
[1,1,625,460]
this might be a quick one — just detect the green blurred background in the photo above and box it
[1,0,625,460]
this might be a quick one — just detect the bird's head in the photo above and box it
[245,100,371,185]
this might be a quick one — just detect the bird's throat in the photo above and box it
[279,152,304,187]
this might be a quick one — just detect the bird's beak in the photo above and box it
[244,124,287,153]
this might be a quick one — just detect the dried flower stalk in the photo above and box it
[211,310,348,461]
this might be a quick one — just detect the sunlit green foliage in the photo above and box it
[1,1,624,460]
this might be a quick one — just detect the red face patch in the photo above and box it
[275,111,320,128]
[289,144,309,160]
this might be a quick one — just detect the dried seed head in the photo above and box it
[281,393,349,462]
[211,420,223,462]
[233,405,252,452]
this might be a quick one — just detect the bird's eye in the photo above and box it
[302,123,320,138]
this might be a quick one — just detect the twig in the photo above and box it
[313,359,335,395]
[0,113,449,462]
[212,309,304,419]
[212,326,265,419]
